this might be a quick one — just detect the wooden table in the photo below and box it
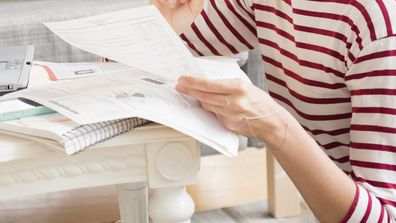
[0,124,201,223]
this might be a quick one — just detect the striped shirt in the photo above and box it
[181,0,396,222]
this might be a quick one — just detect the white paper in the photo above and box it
[2,113,77,142]
[44,5,203,80]
[0,99,36,113]
[196,58,251,82]
[33,61,131,80]
[11,68,240,156]
[33,58,251,82]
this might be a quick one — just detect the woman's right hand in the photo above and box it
[150,0,203,34]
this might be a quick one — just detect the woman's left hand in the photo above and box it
[176,76,287,146]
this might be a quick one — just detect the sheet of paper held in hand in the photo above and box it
[44,5,202,79]
[5,6,252,156]
[10,59,249,156]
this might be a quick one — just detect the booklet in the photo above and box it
[3,6,249,156]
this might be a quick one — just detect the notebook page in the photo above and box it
[61,117,149,154]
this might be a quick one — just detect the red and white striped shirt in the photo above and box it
[181,0,396,222]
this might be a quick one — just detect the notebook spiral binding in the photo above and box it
[61,117,151,155]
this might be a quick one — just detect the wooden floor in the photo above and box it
[0,186,120,223]
[0,185,315,223]
[192,202,315,223]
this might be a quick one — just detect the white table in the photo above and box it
[0,124,201,223]
[0,64,301,222]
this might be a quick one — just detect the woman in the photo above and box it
[152,0,396,222]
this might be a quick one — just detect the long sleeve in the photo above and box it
[181,0,259,56]
[343,36,396,222]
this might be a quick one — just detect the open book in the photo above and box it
[2,5,250,156]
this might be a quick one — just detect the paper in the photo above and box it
[11,66,240,156]
[44,5,203,80]
[33,58,251,82]
[0,99,35,113]
[3,113,76,141]
[33,61,131,80]
[195,58,251,81]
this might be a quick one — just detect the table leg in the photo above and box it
[117,183,148,223]
[267,148,300,218]
[148,186,195,223]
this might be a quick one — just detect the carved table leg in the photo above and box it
[149,186,195,223]
[146,140,200,223]
[117,183,148,223]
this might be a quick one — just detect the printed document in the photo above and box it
[44,5,203,80]
[33,58,250,82]
[10,65,241,156]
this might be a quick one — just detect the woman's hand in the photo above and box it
[150,0,203,34]
[176,76,289,149]
[177,77,359,223]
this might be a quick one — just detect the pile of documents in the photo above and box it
[1,5,250,156]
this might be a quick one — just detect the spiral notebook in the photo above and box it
[0,113,150,155]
